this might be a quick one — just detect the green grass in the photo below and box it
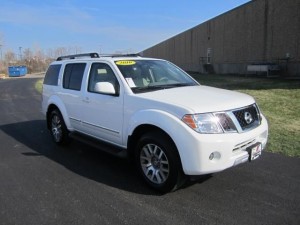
[190,73,300,157]
[35,79,43,94]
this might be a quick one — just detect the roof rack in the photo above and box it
[56,52,99,61]
[100,53,141,58]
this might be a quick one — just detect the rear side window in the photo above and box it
[63,63,86,91]
[44,64,61,86]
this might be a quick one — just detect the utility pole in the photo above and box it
[19,46,22,61]
[0,44,2,73]
[0,44,2,61]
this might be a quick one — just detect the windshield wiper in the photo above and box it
[160,83,196,88]
[132,83,197,93]
[132,86,165,93]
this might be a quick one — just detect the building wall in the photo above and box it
[141,0,300,76]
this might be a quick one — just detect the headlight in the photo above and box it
[182,113,224,134]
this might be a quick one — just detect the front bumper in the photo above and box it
[176,115,268,175]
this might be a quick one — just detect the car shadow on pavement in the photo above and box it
[0,120,211,195]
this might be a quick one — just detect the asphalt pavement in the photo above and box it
[0,77,299,225]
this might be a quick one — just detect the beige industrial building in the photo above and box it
[141,0,300,76]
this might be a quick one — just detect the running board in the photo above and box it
[69,132,127,158]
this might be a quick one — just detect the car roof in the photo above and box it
[51,53,160,65]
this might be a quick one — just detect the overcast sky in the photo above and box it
[0,0,250,54]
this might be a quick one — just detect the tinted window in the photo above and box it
[63,63,86,91]
[44,64,61,86]
[88,63,119,94]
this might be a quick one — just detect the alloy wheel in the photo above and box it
[140,143,170,184]
[51,114,62,142]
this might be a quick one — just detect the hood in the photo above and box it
[138,85,255,114]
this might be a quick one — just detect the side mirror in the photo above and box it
[94,82,116,95]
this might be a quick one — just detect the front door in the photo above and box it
[81,62,123,146]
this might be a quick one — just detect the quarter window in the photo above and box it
[44,64,61,86]
[63,63,86,91]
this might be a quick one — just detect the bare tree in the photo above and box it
[23,48,33,73]
[0,32,4,73]
[54,47,68,59]
[0,43,84,75]
[4,50,16,65]
[0,34,3,57]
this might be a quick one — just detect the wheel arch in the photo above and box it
[125,109,198,175]
[46,97,71,130]
[46,104,59,129]
[127,124,182,169]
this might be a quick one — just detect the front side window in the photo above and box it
[88,63,119,95]
[115,60,198,93]
[63,63,86,91]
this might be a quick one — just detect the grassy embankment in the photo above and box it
[35,75,300,157]
[191,73,300,157]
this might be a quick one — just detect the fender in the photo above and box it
[47,95,73,131]
[126,109,197,173]
[127,109,183,138]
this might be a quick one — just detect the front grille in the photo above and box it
[211,104,261,133]
[215,113,236,132]
[233,105,260,130]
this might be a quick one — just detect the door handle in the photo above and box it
[83,97,90,103]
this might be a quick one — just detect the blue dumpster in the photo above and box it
[8,66,27,77]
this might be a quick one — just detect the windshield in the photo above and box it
[115,60,198,93]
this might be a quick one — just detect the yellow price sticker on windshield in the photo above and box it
[116,60,136,65]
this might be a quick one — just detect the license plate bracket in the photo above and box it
[247,142,262,162]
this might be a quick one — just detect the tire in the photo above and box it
[49,109,70,145]
[135,131,185,193]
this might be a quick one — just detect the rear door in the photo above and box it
[59,63,86,130]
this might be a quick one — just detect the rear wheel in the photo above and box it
[49,109,70,145]
[135,131,185,193]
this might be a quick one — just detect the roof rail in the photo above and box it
[56,52,99,61]
[100,53,141,58]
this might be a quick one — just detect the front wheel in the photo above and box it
[135,131,185,193]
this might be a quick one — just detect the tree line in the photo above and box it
[0,46,82,75]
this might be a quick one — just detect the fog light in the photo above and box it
[209,151,221,161]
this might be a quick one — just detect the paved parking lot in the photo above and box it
[0,78,299,225]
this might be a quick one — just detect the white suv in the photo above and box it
[42,53,268,192]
